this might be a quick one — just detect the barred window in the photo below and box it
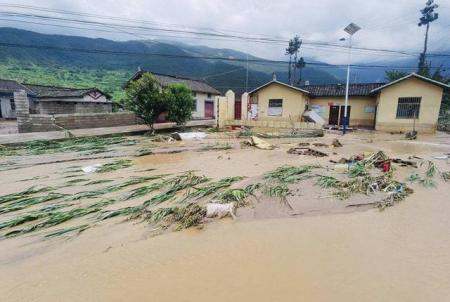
[9,98,15,111]
[268,99,282,116]
[396,97,421,119]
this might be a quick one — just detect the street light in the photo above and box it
[342,22,361,134]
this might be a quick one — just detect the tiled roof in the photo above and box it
[302,83,386,97]
[0,79,35,95]
[0,79,110,100]
[23,84,110,100]
[249,80,310,95]
[370,73,450,93]
[129,71,221,95]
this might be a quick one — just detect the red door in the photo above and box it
[234,100,242,119]
[205,101,214,119]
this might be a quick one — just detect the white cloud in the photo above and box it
[1,0,449,64]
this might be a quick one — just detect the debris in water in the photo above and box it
[244,136,275,150]
[171,132,207,141]
[82,164,102,174]
[206,202,236,219]
[405,131,417,140]
[331,138,343,147]
[287,147,328,157]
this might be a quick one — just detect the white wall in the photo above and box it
[0,97,16,118]
[82,94,108,103]
[192,92,218,119]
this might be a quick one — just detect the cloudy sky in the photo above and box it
[0,0,449,64]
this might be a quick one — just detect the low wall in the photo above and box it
[23,112,140,133]
[375,122,437,134]
[224,119,322,130]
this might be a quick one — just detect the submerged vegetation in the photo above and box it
[96,159,133,173]
[1,129,447,242]
[0,135,136,157]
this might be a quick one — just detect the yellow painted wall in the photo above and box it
[251,83,307,121]
[375,77,444,133]
[309,97,376,127]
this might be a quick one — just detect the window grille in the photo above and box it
[396,97,421,119]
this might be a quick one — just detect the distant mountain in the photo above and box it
[0,27,340,98]
[1,27,445,100]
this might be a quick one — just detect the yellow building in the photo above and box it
[248,73,448,133]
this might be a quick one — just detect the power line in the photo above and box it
[1,10,449,58]
[0,41,447,70]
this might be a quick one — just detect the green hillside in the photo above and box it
[0,27,339,100]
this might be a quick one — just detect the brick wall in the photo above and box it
[38,100,113,115]
[21,112,140,133]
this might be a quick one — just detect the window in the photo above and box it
[192,99,197,111]
[268,99,283,116]
[364,106,376,113]
[207,93,212,98]
[396,97,421,119]
[9,98,15,111]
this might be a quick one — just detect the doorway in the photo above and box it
[328,105,351,126]
[234,100,242,119]
[328,105,339,125]
[204,101,214,119]
[339,106,351,126]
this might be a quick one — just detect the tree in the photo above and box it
[385,70,408,81]
[418,0,439,75]
[164,83,195,126]
[285,36,302,85]
[295,57,306,85]
[124,73,167,132]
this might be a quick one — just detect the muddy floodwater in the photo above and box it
[0,130,449,301]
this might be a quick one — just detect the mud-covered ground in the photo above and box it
[0,129,449,301]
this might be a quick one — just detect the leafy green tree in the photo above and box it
[164,83,195,125]
[123,73,167,132]
[385,70,408,81]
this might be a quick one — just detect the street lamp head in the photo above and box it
[344,23,361,35]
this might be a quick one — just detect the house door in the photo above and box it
[234,100,242,120]
[339,106,351,126]
[204,101,214,119]
[328,106,340,125]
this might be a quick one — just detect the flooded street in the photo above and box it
[1,185,449,302]
[0,131,449,301]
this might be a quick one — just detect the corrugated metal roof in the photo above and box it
[129,71,221,95]
[302,83,386,97]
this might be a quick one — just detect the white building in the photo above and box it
[127,71,221,120]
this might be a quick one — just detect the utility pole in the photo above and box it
[245,52,249,92]
[342,23,361,135]
[418,0,439,75]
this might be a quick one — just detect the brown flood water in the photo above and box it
[1,131,450,301]
[1,184,449,302]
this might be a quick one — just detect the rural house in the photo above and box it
[247,73,449,133]
[127,71,221,120]
[0,79,112,119]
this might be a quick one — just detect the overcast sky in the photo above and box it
[0,0,449,64]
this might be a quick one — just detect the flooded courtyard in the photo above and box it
[0,129,449,301]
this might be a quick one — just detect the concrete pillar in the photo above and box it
[241,92,249,120]
[225,90,235,120]
[217,90,236,128]
[14,90,31,133]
